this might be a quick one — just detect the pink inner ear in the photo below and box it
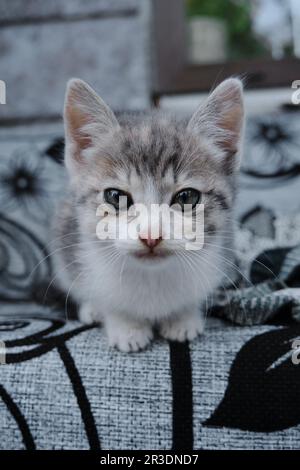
[219,104,243,134]
[66,104,93,153]
[218,105,243,153]
[187,78,244,155]
[214,85,244,153]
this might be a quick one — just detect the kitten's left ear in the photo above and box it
[187,78,244,166]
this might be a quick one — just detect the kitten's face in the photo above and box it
[63,79,244,266]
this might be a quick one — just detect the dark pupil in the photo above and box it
[177,189,199,207]
[110,190,119,204]
[180,191,190,204]
[105,189,132,209]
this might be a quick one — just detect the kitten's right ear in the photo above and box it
[187,78,244,170]
[64,78,119,174]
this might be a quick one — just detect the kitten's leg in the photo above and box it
[159,307,204,342]
[105,313,153,352]
[79,302,101,325]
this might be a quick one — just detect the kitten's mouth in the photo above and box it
[133,249,171,261]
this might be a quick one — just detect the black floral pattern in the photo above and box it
[0,317,100,450]
[0,214,50,302]
[0,316,195,450]
[241,113,300,186]
[0,144,63,222]
[204,326,300,432]
[0,137,69,318]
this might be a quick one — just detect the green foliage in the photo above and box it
[187,0,237,18]
[186,0,268,59]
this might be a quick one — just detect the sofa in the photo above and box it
[1,108,300,449]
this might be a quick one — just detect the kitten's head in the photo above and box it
[63,78,244,266]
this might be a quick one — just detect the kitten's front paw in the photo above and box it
[106,319,153,352]
[159,310,204,342]
[79,303,101,325]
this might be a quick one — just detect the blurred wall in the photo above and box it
[0,0,151,124]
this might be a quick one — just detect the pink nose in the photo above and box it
[139,235,162,250]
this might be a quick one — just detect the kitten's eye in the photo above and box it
[104,188,133,210]
[171,188,201,211]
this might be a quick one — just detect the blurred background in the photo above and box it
[1,0,300,122]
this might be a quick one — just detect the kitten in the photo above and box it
[53,77,244,352]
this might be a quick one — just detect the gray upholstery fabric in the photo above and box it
[1,316,300,450]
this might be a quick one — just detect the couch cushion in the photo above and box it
[1,316,300,449]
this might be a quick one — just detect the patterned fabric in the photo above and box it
[213,216,300,325]
[1,316,300,450]
[1,110,300,449]
[238,111,300,219]
[0,129,66,318]
[214,110,300,326]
